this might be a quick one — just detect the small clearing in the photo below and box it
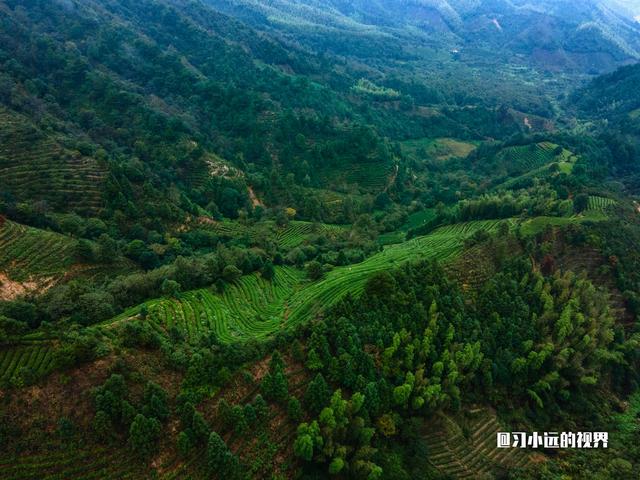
[401,137,477,161]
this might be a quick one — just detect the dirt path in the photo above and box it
[384,163,399,192]
[248,186,264,208]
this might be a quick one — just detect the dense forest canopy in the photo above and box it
[0,0,640,479]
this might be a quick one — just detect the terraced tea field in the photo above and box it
[111,220,504,343]
[0,110,106,213]
[0,341,55,385]
[0,445,209,480]
[492,142,576,191]
[403,209,437,230]
[378,208,439,245]
[496,142,563,174]
[286,220,504,325]
[196,219,255,240]
[587,195,617,211]
[0,220,75,282]
[518,209,609,236]
[198,219,346,249]
[276,221,346,249]
[114,266,304,343]
[424,409,530,479]
[344,162,393,190]
[318,160,393,192]
[0,447,149,480]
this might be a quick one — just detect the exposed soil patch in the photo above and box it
[122,350,183,399]
[1,356,118,438]
[197,215,216,226]
[206,154,242,179]
[248,186,264,208]
[0,272,40,300]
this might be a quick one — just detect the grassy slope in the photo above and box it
[401,137,477,162]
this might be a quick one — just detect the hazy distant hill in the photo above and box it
[210,0,640,72]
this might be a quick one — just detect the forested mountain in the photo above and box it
[1,1,640,479]
[212,0,640,72]
[0,0,540,228]
[574,62,640,119]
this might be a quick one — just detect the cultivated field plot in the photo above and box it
[378,209,438,245]
[423,409,530,479]
[131,266,304,343]
[493,142,576,190]
[496,142,558,173]
[0,342,55,385]
[112,220,503,343]
[587,195,617,211]
[344,162,393,190]
[0,220,75,282]
[318,160,393,192]
[199,219,347,249]
[286,220,504,326]
[275,221,346,249]
[0,110,106,214]
[197,219,258,240]
[518,209,609,236]
[0,447,148,480]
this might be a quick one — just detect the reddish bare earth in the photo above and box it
[0,272,39,300]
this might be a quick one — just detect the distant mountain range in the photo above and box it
[209,0,640,72]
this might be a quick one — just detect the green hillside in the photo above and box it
[0,109,106,214]
[1,1,640,480]
[0,220,75,283]
[108,220,504,343]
